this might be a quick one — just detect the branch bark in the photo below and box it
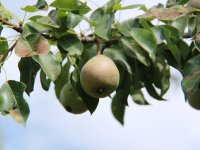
[0,18,22,33]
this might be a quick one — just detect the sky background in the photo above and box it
[1,0,200,150]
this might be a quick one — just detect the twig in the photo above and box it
[0,18,22,33]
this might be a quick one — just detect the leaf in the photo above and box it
[0,3,13,21]
[130,28,157,61]
[111,90,126,125]
[57,34,83,56]
[139,5,197,20]
[117,18,140,36]
[130,89,149,105]
[70,68,99,114]
[16,34,50,57]
[67,13,82,28]
[90,8,114,39]
[33,52,61,81]
[104,47,132,74]
[22,0,48,12]
[151,26,182,66]
[182,55,200,99]
[29,15,60,28]
[18,57,40,95]
[0,37,8,55]
[171,16,188,35]
[121,37,150,66]
[112,72,131,125]
[40,70,51,91]
[145,80,165,100]
[0,81,30,125]
[113,3,147,12]
[50,0,91,14]
[151,57,170,96]
[54,62,70,99]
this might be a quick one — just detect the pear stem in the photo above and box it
[95,37,101,55]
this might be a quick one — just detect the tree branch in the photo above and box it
[0,18,22,33]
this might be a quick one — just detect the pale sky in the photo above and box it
[1,0,200,150]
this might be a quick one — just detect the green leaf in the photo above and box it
[112,90,126,125]
[33,52,61,81]
[0,37,8,55]
[113,3,147,12]
[104,47,132,74]
[171,16,188,35]
[121,37,150,66]
[54,62,70,99]
[40,70,51,91]
[151,57,170,96]
[130,28,157,61]
[90,8,114,39]
[67,13,82,28]
[112,73,131,125]
[50,0,91,14]
[182,55,200,99]
[117,18,140,36]
[0,3,13,21]
[0,81,30,125]
[58,34,83,56]
[145,80,165,100]
[130,89,149,105]
[29,15,60,28]
[18,57,40,95]
[22,0,48,12]
[151,26,182,66]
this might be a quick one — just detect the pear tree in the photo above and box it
[0,0,200,125]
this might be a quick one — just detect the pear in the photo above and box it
[80,54,120,98]
[60,82,87,114]
[187,0,200,9]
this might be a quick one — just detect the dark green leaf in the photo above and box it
[18,57,40,95]
[145,80,165,100]
[121,37,150,66]
[33,52,61,81]
[130,89,149,105]
[0,80,30,125]
[0,37,8,55]
[112,72,131,125]
[130,28,157,61]
[112,90,126,125]
[70,68,99,114]
[104,47,132,74]
[40,70,51,91]
[58,34,83,56]
[54,62,70,99]
[182,55,200,99]
[151,57,170,96]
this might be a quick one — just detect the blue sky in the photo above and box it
[1,0,200,150]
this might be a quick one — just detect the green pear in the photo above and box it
[60,82,87,114]
[80,54,120,98]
